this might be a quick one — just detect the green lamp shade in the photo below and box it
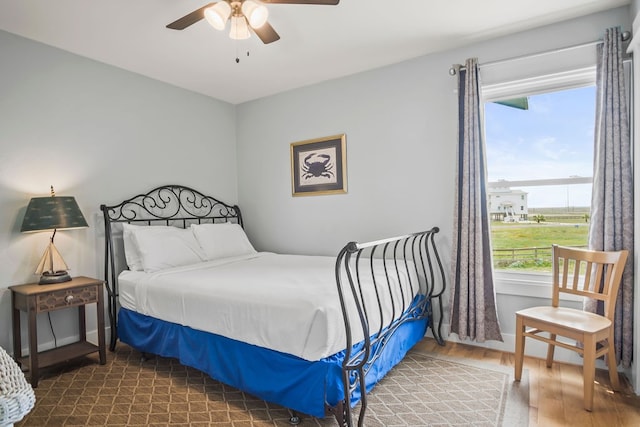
[21,196,88,232]
[21,194,88,284]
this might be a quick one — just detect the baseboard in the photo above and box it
[427,322,608,369]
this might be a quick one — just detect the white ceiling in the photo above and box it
[0,0,630,104]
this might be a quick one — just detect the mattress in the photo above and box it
[118,252,419,361]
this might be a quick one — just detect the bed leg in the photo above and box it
[429,298,446,346]
[106,312,116,351]
[140,352,155,361]
[288,410,301,425]
[327,401,350,427]
[430,319,445,346]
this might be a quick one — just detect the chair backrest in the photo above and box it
[551,245,628,319]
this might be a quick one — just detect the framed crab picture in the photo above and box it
[290,134,347,197]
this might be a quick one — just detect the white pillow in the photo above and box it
[191,223,256,260]
[122,223,187,271]
[131,226,206,273]
[122,223,146,271]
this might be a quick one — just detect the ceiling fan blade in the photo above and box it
[166,2,217,30]
[253,21,281,44]
[260,0,339,5]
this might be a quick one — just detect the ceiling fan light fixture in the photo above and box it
[241,0,269,29]
[229,15,251,40]
[204,1,232,31]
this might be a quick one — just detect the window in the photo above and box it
[480,49,632,299]
[479,43,630,299]
[484,83,596,274]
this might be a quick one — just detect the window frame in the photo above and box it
[494,270,584,300]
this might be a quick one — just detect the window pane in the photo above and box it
[484,86,596,271]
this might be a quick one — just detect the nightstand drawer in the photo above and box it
[36,285,98,312]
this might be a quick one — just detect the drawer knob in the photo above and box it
[65,295,74,304]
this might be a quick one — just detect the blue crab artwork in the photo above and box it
[301,152,334,180]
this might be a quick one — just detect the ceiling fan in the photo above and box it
[167,0,340,44]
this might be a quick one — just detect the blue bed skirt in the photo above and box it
[118,308,427,418]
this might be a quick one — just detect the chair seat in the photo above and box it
[516,306,611,334]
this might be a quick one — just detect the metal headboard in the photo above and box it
[100,184,242,350]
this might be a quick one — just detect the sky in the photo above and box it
[484,85,596,208]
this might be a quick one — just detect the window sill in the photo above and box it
[494,270,584,301]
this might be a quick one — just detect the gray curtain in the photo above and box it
[449,58,503,342]
[587,26,634,368]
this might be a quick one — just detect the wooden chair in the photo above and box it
[514,244,628,411]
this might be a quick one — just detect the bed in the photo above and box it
[100,185,445,426]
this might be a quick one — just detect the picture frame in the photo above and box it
[290,134,347,197]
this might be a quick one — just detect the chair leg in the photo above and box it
[606,330,620,391]
[583,334,596,411]
[546,333,556,368]
[514,315,525,381]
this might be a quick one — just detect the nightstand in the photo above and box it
[9,276,107,387]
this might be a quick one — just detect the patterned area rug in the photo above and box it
[17,344,528,426]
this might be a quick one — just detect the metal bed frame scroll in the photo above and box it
[100,185,446,427]
[332,228,445,427]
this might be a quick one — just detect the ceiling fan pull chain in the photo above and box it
[234,34,250,63]
[236,50,250,63]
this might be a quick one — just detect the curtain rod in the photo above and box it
[449,30,631,76]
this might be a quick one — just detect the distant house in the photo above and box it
[488,184,528,221]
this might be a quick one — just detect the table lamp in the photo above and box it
[20,186,88,284]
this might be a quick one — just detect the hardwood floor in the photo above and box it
[414,338,640,426]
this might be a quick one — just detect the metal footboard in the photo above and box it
[331,227,445,427]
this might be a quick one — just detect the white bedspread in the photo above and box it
[119,252,418,361]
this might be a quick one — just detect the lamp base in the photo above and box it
[39,271,72,285]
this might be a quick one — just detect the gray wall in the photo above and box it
[236,60,455,256]
[0,30,237,351]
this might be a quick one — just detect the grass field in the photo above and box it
[491,222,589,248]
[491,221,589,270]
